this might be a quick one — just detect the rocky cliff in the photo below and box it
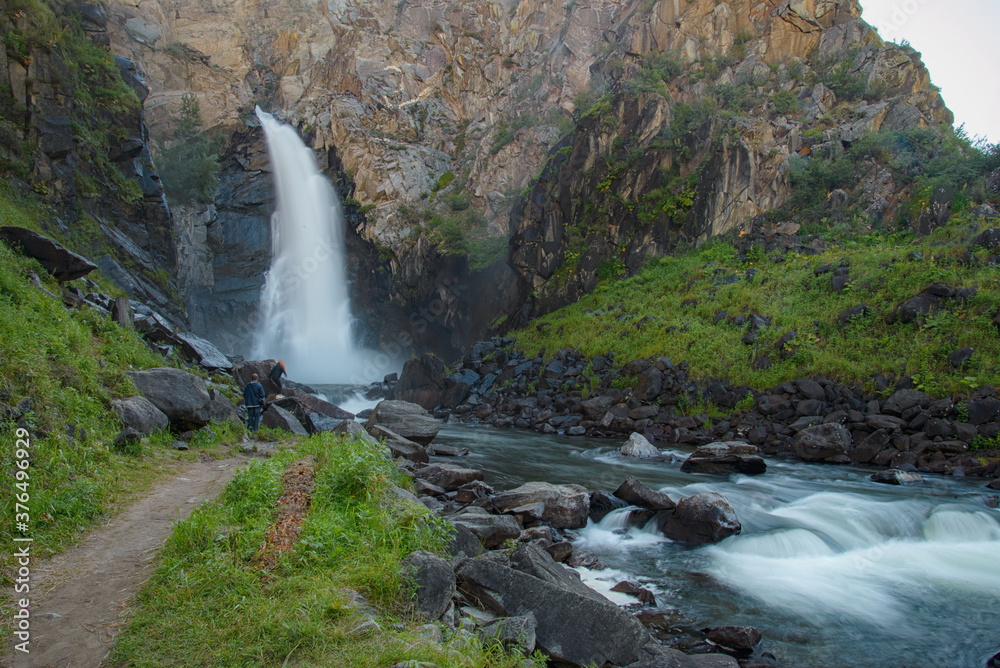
[0,0,186,325]
[101,0,961,355]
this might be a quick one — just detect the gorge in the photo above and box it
[1,0,999,666]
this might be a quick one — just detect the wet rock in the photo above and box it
[701,625,761,655]
[610,580,657,605]
[112,396,168,435]
[490,481,590,529]
[614,476,676,511]
[0,226,97,281]
[456,557,650,667]
[125,368,213,430]
[621,432,660,458]
[680,441,766,476]
[661,492,741,546]
[366,400,440,444]
[589,490,628,522]
[870,469,924,485]
[793,423,852,461]
[401,550,455,621]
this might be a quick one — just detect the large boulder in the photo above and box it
[206,389,240,425]
[614,476,676,511]
[450,508,521,549]
[490,482,590,529]
[509,543,605,603]
[375,426,429,463]
[261,403,308,435]
[400,550,455,621]
[882,389,931,416]
[793,423,853,461]
[173,331,232,370]
[589,490,628,522]
[111,396,169,435]
[231,359,281,396]
[285,388,354,420]
[0,226,97,281]
[621,432,660,458]
[396,353,446,409]
[366,400,440,444]
[476,615,537,653]
[680,442,766,475]
[456,557,650,667]
[125,368,213,430]
[414,463,483,491]
[661,492,741,546]
[332,419,382,447]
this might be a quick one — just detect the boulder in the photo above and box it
[621,432,660,458]
[476,615,537,653]
[261,404,308,435]
[414,463,483,490]
[882,389,931,416]
[376,426,430,463]
[580,395,614,420]
[112,427,142,452]
[490,481,591,529]
[793,423,852,461]
[450,508,521,549]
[614,476,676,511]
[456,558,649,667]
[400,550,455,621]
[610,581,656,605]
[173,331,233,370]
[285,388,354,420]
[396,353,446,409]
[680,442,766,475]
[509,543,605,603]
[112,396,169,435]
[0,226,97,281]
[366,400,440,444]
[589,490,628,522]
[125,368,213,430]
[448,522,484,559]
[231,359,282,396]
[206,389,240,425]
[870,469,924,485]
[701,626,761,655]
[332,419,381,447]
[635,367,663,402]
[661,492,741,546]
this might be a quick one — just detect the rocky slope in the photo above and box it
[101,0,961,356]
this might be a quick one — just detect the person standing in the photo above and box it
[269,359,287,395]
[243,373,266,432]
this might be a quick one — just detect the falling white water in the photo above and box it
[252,107,364,383]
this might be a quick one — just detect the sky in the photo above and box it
[859,0,1000,144]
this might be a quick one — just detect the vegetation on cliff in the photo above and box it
[514,212,1000,400]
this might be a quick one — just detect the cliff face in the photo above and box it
[101,0,954,354]
[0,2,186,324]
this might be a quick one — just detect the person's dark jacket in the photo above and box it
[269,363,286,387]
[243,381,266,408]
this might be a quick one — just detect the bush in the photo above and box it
[157,94,221,204]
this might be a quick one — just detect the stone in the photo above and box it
[852,429,890,464]
[949,347,974,368]
[112,427,142,451]
[794,423,852,461]
[414,463,482,491]
[621,432,659,458]
[173,331,233,370]
[614,476,676,511]
[476,615,537,652]
[635,367,663,402]
[680,441,766,476]
[837,304,871,328]
[373,426,429,463]
[125,368,213,430]
[661,493,741,546]
[396,353,446,409]
[894,293,940,323]
[261,404,308,435]
[882,389,931,416]
[580,395,614,420]
[448,522,484,559]
[366,400,440,444]
[332,419,381,447]
[610,581,656,605]
[456,558,649,667]
[112,396,169,435]
[0,227,97,281]
[450,509,520,549]
[400,550,455,621]
[509,543,605,603]
[490,481,590,529]
[870,469,924,485]
[589,490,628,522]
[701,626,762,655]
[206,389,240,425]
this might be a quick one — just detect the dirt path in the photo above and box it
[3,454,250,668]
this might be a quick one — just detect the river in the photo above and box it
[428,423,1000,668]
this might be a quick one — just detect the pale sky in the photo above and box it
[859,0,1000,144]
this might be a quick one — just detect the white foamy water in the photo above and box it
[252,108,368,383]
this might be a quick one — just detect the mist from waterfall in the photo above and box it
[252,107,366,384]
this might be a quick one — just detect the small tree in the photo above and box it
[157,94,221,203]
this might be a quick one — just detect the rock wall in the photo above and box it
[101,0,955,353]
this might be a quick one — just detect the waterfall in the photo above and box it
[252,107,364,384]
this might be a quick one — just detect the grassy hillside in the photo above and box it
[108,432,542,668]
[514,212,1000,398]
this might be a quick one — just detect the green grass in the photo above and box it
[107,432,543,668]
[0,238,245,580]
[514,214,1000,398]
